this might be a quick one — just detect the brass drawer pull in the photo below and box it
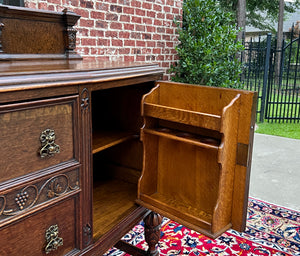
[39,129,60,158]
[45,224,63,254]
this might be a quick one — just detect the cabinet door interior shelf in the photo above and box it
[91,85,151,242]
[143,128,220,149]
[92,131,141,240]
[137,81,244,238]
[92,130,138,154]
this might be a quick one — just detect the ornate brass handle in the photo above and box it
[39,129,60,158]
[45,224,63,254]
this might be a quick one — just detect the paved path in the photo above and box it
[249,133,300,211]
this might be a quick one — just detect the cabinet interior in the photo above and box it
[91,83,152,239]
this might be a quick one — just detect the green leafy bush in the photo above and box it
[170,0,244,88]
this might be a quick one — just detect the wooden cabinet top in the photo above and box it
[0,4,81,60]
[0,60,163,92]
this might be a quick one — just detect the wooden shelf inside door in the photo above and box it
[137,81,247,238]
[143,103,222,131]
[143,128,220,149]
[92,130,138,154]
[138,193,213,228]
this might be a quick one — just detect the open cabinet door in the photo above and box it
[136,81,257,239]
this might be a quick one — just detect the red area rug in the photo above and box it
[105,198,300,255]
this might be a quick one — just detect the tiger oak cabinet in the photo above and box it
[0,59,164,255]
[0,5,163,256]
[0,4,257,256]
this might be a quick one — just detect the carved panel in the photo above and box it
[81,88,89,111]
[83,223,92,246]
[0,169,79,222]
[64,27,77,52]
[80,86,93,247]
[63,8,79,57]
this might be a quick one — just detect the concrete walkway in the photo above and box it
[249,133,300,211]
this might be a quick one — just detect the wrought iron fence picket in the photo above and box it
[242,32,300,123]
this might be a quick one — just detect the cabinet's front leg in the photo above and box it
[144,211,162,256]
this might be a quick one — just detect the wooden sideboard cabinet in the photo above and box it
[0,5,257,256]
[0,59,163,256]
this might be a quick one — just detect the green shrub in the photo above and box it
[170,0,244,88]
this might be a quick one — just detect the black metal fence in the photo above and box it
[242,31,300,123]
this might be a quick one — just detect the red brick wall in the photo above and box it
[25,0,182,80]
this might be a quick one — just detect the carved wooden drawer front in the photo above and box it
[0,197,77,256]
[0,168,79,224]
[0,96,79,183]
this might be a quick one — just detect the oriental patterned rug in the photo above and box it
[105,198,300,256]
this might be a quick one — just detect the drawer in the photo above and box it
[0,168,80,224]
[0,197,78,256]
[0,96,79,183]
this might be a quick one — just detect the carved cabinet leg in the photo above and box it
[144,211,162,256]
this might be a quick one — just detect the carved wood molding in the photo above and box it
[80,88,89,111]
[83,223,92,246]
[144,212,162,256]
[63,8,79,57]
[0,169,79,222]
[80,86,92,247]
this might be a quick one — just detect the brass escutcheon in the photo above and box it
[45,224,63,254]
[39,129,60,158]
